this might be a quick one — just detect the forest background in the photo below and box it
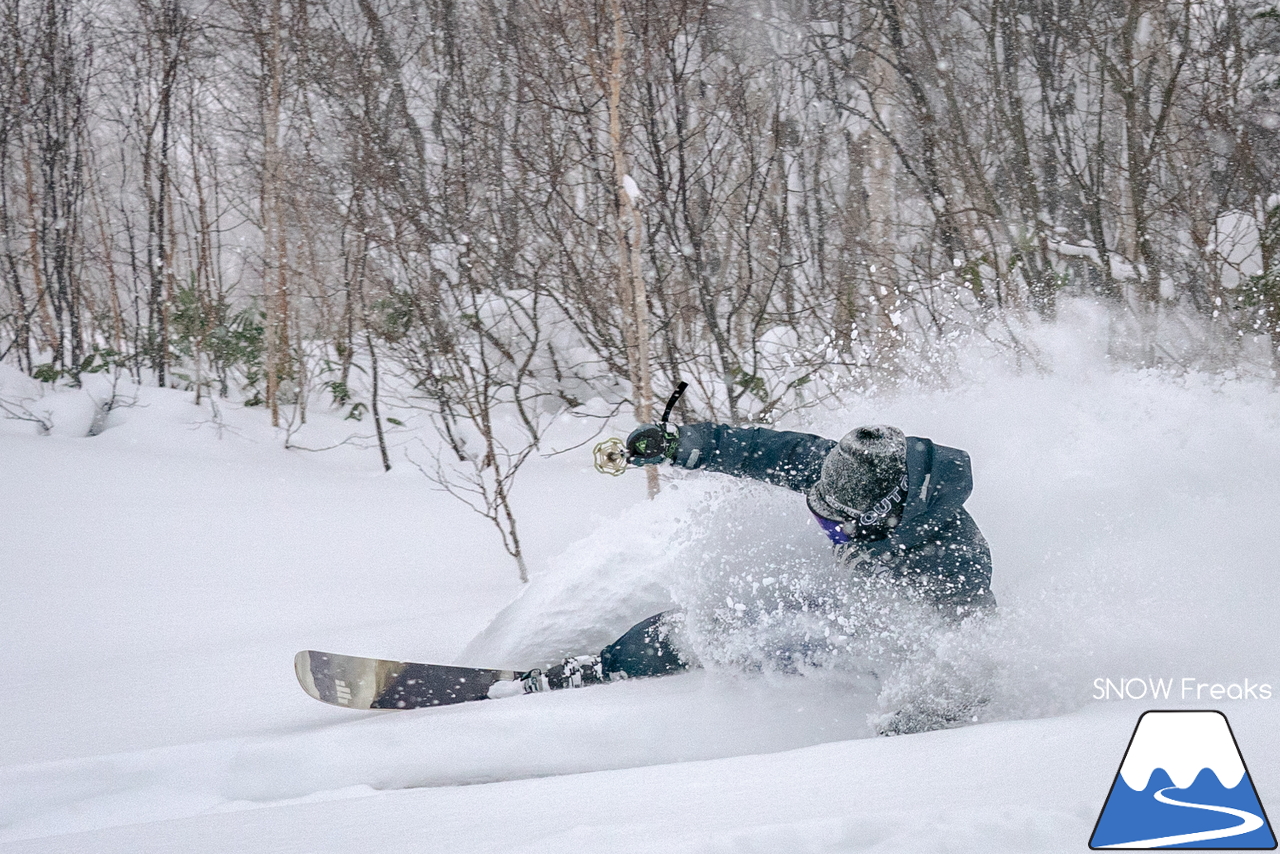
[3,0,1279,576]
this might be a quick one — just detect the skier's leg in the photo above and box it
[600,611,690,678]
[520,612,688,693]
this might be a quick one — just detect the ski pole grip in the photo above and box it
[660,381,688,427]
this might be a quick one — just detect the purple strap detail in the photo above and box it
[813,513,851,545]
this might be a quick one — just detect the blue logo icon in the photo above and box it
[1091,710,1276,849]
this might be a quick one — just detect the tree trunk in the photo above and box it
[603,0,657,496]
[262,0,289,426]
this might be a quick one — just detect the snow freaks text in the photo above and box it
[1092,678,1274,702]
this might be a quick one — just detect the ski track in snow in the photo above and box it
[3,340,1280,852]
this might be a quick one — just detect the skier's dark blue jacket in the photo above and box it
[671,423,995,615]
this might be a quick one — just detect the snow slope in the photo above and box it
[2,338,1279,852]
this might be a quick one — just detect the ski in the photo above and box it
[294,650,524,710]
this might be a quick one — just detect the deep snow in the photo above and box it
[2,326,1280,852]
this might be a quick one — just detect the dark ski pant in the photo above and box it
[600,612,688,678]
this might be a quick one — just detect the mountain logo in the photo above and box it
[1090,710,1276,849]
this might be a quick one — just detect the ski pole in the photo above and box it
[593,382,688,476]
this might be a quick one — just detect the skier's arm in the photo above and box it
[668,423,835,493]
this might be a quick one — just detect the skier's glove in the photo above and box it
[625,423,679,466]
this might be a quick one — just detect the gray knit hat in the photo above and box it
[806,425,907,521]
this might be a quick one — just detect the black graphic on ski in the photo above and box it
[294,650,521,710]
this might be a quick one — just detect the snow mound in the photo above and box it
[456,480,722,668]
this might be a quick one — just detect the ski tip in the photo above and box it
[294,650,321,700]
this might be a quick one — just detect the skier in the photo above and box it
[295,416,998,730]
[525,419,995,695]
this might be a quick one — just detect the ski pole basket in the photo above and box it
[593,437,628,476]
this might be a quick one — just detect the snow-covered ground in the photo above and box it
[2,329,1279,853]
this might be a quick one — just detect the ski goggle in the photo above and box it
[813,513,853,545]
